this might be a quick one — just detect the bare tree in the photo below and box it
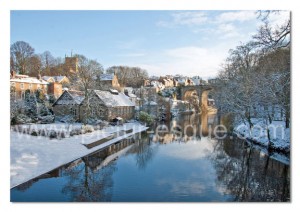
[10,41,35,74]
[107,66,148,87]
[39,51,55,75]
[253,11,290,50]
[69,54,104,123]
[27,54,42,77]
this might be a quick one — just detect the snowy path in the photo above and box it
[10,122,148,188]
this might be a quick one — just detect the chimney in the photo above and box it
[37,74,42,80]
[124,89,129,96]
[10,70,16,79]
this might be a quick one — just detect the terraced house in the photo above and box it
[10,71,48,99]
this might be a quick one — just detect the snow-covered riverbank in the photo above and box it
[233,119,290,153]
[10,122,148,188]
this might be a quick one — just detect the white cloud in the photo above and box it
[215,11,256,23]
[129,46,228,79]
[172,11,208,26]
[157,11,208,27]
[159,137,216,160]
[267,11,290,27]
[216,23,240,38]
[157,179,206,195]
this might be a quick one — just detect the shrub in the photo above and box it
[138,111,154,126]
[82,125,94,133]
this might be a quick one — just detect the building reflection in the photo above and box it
[151,113,218,144]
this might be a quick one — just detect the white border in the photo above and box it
[1,0,299,211]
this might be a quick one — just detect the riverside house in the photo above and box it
[52,89,135,122]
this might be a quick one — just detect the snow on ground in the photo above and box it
[234,119,290,153]
[10,122,148,188]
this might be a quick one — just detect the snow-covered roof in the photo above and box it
[100,74,114,81]
[68,90,85,104]
[128,93,137,98]
[10,77,49,85]
[54,76,67,83]
[93,90,135,107]
[42,76,54,81]
[42,76,68,83]
[53,90,85,106]
[150,80,165,89]
[191,78,200,85]
[177,78,187,84]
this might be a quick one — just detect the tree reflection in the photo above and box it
[61,157,116,202]
[127,133,158,170]
[211,137,290,201]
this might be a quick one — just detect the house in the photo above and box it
[10,71,48,99]
[150,80,165,92]
[159,77,174,87]
[80,89,135,122]
[42,76,70,98]
[42,76,70,85]
[98,73,120,91]
[191,76,202,86]
[52,89,135,122]
[47,83,63,99]
[175,77,189,86]
[52,90,85,121]
[208,78,218,85]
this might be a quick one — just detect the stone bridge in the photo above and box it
[179,85,213,112]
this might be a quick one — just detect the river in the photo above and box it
[10,113,290,202]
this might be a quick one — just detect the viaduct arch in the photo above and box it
[179,85,213,112]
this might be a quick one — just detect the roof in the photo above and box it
[128,93,137,98]
[10,77,49,85]
[93,90,135,107]
[53,90,85,106]
[42,76,68,83]
[68,90,85,104]
[54,76,67,83]
[42,76,53,81]
[191,78,200,85]
[100,74,114,81]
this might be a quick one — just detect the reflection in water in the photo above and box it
[11,113,290,202]
[211,137,290,202]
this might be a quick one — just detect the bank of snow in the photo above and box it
[10,122,148,188]
[234,119,290,153]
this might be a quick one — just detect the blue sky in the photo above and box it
[11,10,289,79]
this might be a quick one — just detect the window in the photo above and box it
[98,108,105,117]
[37,84,40,89]
[29,84,32,90]
[90,108,95,116]
[21,91,25,100]
[70,107,76,116]
[20,83,24,90]
[11,82,15,87]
